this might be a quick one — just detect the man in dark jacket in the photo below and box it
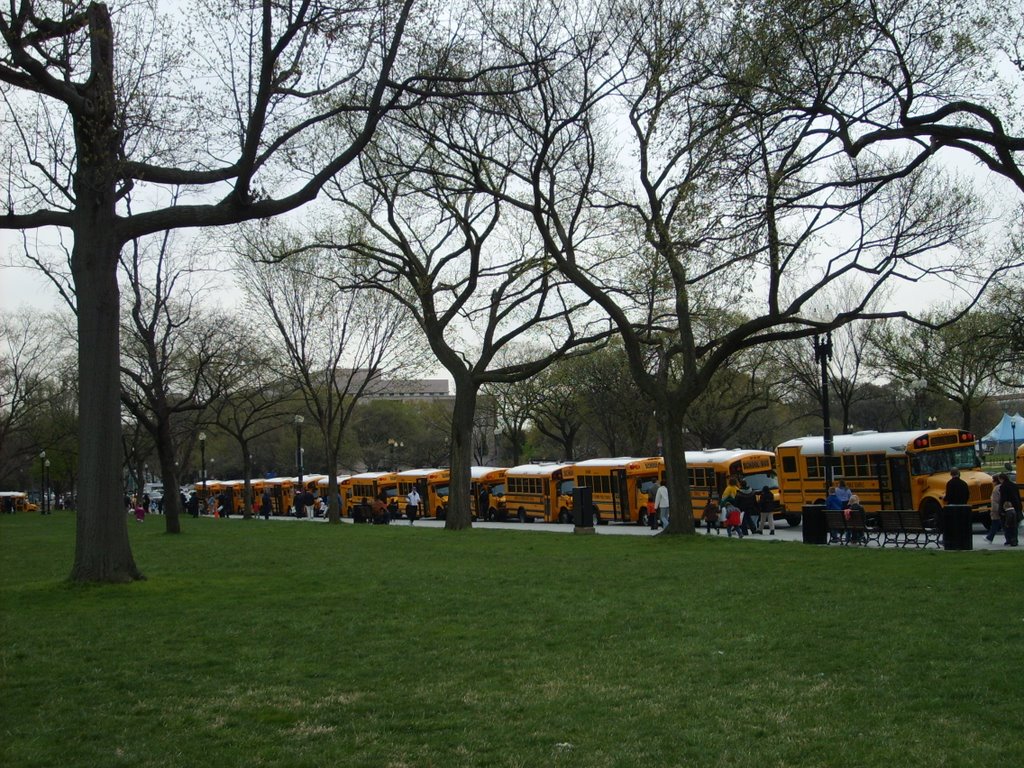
[944,469,970,506]
[735,481,758,534]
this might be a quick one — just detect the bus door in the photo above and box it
[887,458,912,510]
[614,469,630,521]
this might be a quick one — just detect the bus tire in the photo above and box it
[436,506,446,521]
[785,514,801,527]
[517,507,527,523]
[486,507,497,522]
[921,499,941,529]
[558,508,572,524]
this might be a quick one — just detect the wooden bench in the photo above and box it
[824,508,878,546]
[877,509,942,548]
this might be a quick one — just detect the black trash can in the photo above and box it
[940,504,973,550]
[573,487,594,529]
[802,504,827,545]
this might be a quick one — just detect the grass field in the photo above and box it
[2,513,1022,767]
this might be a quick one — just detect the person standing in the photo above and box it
[758,486,776,535]
[998,474,1021,546]
[986,480,1003,543]
[261,488,273,520]
[187,491,199,518]
[406,486,421,524]
[736,481,757,534]
[655,480,670,530]
[702,498,721,534]
[944,469,970,506]
[835,480,852,506]
[721,476,740,505]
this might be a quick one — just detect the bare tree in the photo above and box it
[465,0,1002,534]
[866,310,1014,430]
[803,0,1024,194]
[314,105,611,529]
[0,312,55,482]
[119,234,236,532]
[207,327,299,519]
[239,237,410,523]
[0,0,450,580]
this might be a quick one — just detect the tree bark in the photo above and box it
[68,4,143,582]
[660,404,696,535]
[445,379,479,530]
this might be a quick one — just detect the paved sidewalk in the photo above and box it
[258,514,1020,549]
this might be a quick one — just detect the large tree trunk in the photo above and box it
[69,4,142,582]
[70,237,143,581]
[661,405,696,535]
[445,381,479,530]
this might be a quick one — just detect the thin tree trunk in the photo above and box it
[155,427,182,532]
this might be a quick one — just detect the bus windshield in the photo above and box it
[742,471,778,492]
[910,446,979,475]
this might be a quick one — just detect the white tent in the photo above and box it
[981,412,1024,443]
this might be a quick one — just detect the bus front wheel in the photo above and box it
[785,514,801,527]
[558,508,572,524]
[921,499,942,529]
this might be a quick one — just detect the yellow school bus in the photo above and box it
[573,457,663,525]
[683,449,788,524]
[315,475,351,502]
[470,466,508,521]
[0,491,37,513]
[263,477,295,516]
[419,466,508,520]
[395,468,443,517]
[776,429,993,522]
[503,463,575,523]
[339,471,398,517]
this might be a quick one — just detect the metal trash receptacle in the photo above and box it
[802,504,827,545]
[573,486,593,531]
[940,504,973,550]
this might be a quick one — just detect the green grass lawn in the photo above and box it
[2,514,1022,767]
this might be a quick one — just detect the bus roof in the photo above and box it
[684,449,773,465]
[777,430,967,457]
[343,471,396,482]
[316,475,351,486]
[395,468,444,479]
[505,462,572,477]
[573,457,645,468]
[470,466,506,480]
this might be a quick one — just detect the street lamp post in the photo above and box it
[910,378,927,428]
[294,415,305,489]
[1012,416,1019,458]
[38,451,46,515]
[198,432,207,503]
[926,415,937,431]
[812,330,834,497]
[387,438,404,471]
[44,459,51,515]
